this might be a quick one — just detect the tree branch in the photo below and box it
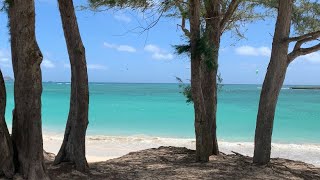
[287,30,320,43]
[220,0,240,30]
[174,0,190,38]
[288,43,320,63]
[178,16,191,38]
[292,36,317,51]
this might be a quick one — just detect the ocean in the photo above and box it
[4,82,320,144]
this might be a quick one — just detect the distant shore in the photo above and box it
[290,86,320,90]
[42,133,320,167]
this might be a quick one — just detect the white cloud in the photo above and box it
[87,64,108,70]
[103,42,136,53]
[299,52,320,64]
[63,63,107,70]
[42,59,55,68]
[0,49,12,68]
[0,58,9,62]
[144,44,161,52]
[235,46,271,57]
[103,42,116,49]
[117,45,136,52]
[0,49,10,62]
[144,44,174,60]
[114,14,131,23]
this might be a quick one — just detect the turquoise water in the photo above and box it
[4,82,320,144]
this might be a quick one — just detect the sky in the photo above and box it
[0,0,319,85]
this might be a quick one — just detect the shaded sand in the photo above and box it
[2,146,320,179]
[44,146,320,179]
[43,134,320,167]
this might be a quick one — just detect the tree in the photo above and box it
[188,0,214,162]
[54,0,89,172]
[88,0,261,162]
[0,69,14,178]
[175,0,260,160]
[8,0,49,179]
[254,0,320,165]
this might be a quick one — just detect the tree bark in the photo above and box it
[54,0,89,172]
[8,0,49,179]
[202,0,221,156]
[189,0,212,162]
[253,0,293,165]
[0,69,14,178]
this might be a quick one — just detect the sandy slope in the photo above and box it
[42,134,320,167]
[43,146,320,180]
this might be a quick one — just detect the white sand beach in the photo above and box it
[42,133,320,167]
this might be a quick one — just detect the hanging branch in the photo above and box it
[220,0,241,30]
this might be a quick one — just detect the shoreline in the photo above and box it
[42,133,320,167]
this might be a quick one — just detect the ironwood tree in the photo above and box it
[88,0,261,162]
[54,0,90,172]
[254,0,320,165]
[8,0,49,179]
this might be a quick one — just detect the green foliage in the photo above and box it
[217,72,224,91]
[1,0,13,12]
[88,0,152,10]
[176,74,223,104]
[198,33,218,70]
[292,0,320,35]
[222,1,267,39]
[174,33,218,70]
[252,0,320,36]
[173,44,191,55]
[176,77,193,104]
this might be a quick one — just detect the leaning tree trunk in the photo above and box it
[0,69,14,178]
[202,0,221,156]
[189,0,212,162]
[9,0,49,179]
[54,0,89,172]
[253,0,293,165]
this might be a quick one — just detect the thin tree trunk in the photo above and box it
[202,0,221,155]
[54,0,89,172]
[253,0,293,165]
[189,0,212,162]
[0,69,14,178]
[8,0,49,179]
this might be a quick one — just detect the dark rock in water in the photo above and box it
[290,86,320,90]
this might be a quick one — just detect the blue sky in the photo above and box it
[0,0,319,84]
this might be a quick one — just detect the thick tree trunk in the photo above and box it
[202,0,221,156]
[0,70,14,178]
[201,47,219,156]
[54,0,89,172]
[253,0,293,165]
[189,0,212,162]
[8,0,49,179]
